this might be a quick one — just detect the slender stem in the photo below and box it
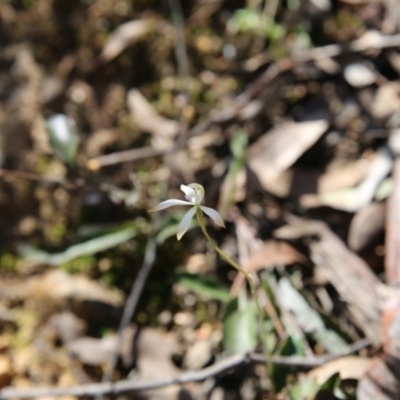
[195,207,275,397]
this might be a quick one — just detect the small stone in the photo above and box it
[343,63,376,88]
[184,340,213,370]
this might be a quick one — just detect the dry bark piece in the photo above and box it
[357,358,400,400]
[385,156,400,285]
[357,291,400,399]
[275,219,382,344]
[381,291,400,359]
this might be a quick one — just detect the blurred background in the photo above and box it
[0,0,399,399]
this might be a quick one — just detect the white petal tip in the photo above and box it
[200,206,226,228]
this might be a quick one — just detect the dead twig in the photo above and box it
[86,147,166,170]
[101,219,158,383]
[166,0,190,114]
[244,31,400,103]
[0,169,84,187]
[0,339,369,399]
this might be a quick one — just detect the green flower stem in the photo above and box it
[195,207,275,397]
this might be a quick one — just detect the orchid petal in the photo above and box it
[190,183,205,204]
[180,184,194,196]
[177,206,196,240]
[181,183,204,204]
[180,184,196,204]
[149,199,192,212]
[200,206,226,228]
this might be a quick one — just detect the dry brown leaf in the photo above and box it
[217,167,247,217]
[98,19,158,64]
[261,159,369,200]
[348,201,385,252]
[183,339,213,370]
[26,270,122,306]
[308,147,392,212]
[0,270,122,311]
[371,82,400,120]
[245,240,307,272]
[251,168,293,198]
[48,312,86,344]
[134,328,200,400]
[307,356,371,385]
[67,336,117,366]
[85,129,119,158]
[67,325,135,367]
[318,160,370,193]
[127,89,179,150]
[247,119,328,192]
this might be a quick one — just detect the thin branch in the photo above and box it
[166,0,190,110]
[189,31,400,136]
[0,339,370,399]
[252,338,370,367]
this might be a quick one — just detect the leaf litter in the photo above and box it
[0,0,400,399]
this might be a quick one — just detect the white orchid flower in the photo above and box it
[150,183,225,240]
